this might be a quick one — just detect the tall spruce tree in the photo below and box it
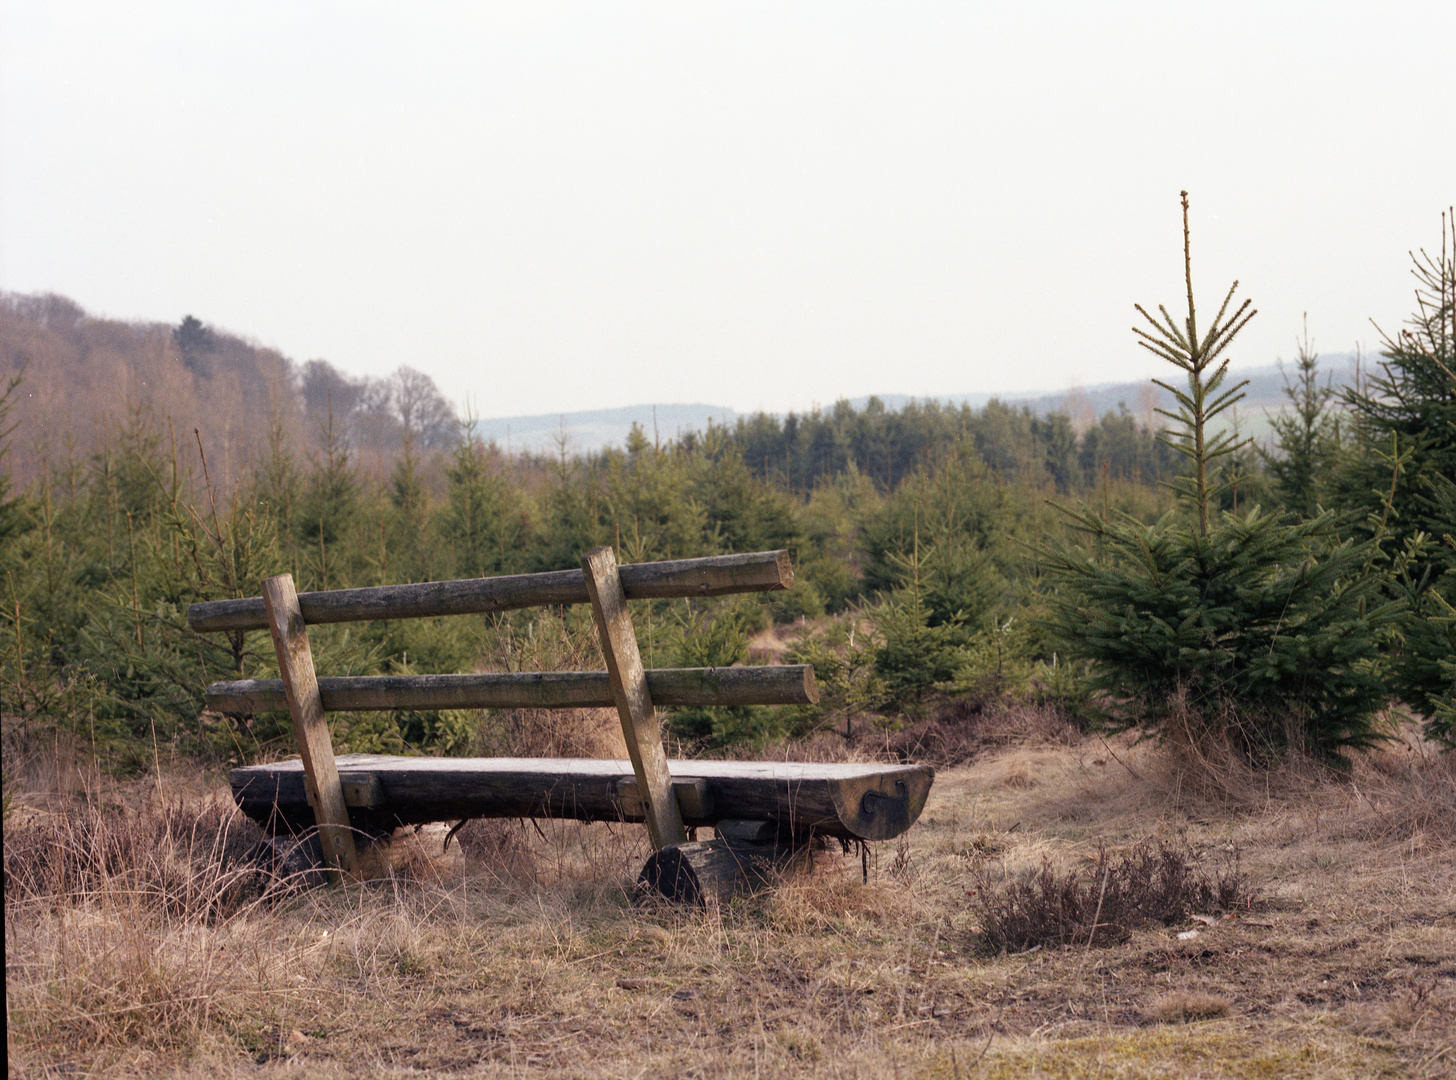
[388,423,431,583]
[1039,193,1397,760]
[1137,192,1255,533]
[1418,473,1456,740]
[1343,211,1456,532]
[1341,210,1456,738]
[0,371,31,552]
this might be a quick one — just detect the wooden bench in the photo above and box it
[189,549,934,903]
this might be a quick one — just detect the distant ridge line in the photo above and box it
[472,354,1365,454]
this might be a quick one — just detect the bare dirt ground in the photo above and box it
[5,723,1454,1078]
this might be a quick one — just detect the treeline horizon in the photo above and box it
[3,289,1187,503]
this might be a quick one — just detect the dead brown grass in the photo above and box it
[881,696,1083,768]
[5,719,1454,1078]
[1145,989,1232,1023]
[4,794,262,913]
[4,788,282,1067]
[1332,719,1456,850]
[472,608,629,760]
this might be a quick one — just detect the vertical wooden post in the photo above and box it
[581,546,687,850]
[261,573,358,881]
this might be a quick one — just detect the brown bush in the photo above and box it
[970,839,1251,954]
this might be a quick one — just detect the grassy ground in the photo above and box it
[5,718,1454,1078]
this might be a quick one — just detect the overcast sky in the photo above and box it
[2,2,1451,418]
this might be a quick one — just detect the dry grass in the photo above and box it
[1330,720,1456,850]
[881,696,1083,768]
[5,718,1455,1078]
[1144,990,1232,1023]
[477,703,629,760]
[472,609,629,760]
[4,786,278,1067]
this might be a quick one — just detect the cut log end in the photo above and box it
[799,665,819,704]
[830,767,934,842]
[772,548,794,591]
[639,844,706,906]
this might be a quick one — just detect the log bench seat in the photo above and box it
[231,754,934,844]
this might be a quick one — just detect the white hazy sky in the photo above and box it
[2,2,1452,419]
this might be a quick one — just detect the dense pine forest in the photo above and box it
[1,213,1452,777]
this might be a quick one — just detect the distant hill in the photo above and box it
[1002,353,1362,425]
[471,403,739,457]
[474,353,1368,455]
[844,353,1365,430]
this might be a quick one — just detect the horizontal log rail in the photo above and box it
[187,550,793,633]
[207,664,818,715]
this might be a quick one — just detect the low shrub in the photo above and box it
[970,839,1251,954]
[1041,504,1398,760]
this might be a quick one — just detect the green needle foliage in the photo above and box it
[1404,472,1456,744]
[1040,193,1397,761]
[1340,210,1456,738]
[1041,502,1396,758]
[1262,318,1342,518]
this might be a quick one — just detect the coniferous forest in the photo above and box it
[1,209,1452,779]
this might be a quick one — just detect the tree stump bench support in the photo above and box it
[189,549,935,901]
[640,824,801,907]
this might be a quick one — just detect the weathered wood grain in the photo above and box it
[187,551,793,632]
[617,776,713,820]
[261,574,357,879]
[205,665,819,715]
[229,754,934,842]
[581,546,686,849]
[340,773,383,809]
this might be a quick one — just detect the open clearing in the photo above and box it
[6,725,1454,1078]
